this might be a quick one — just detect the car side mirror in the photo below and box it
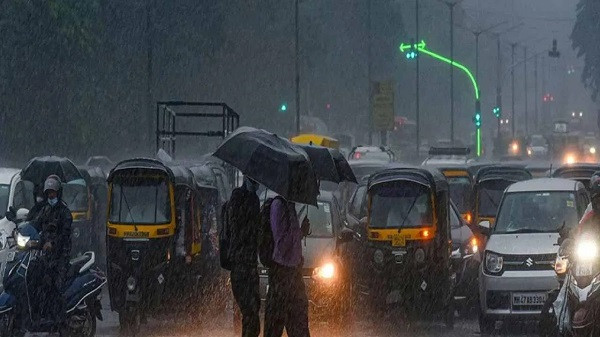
[478,220,491,235]
[338,227,354,244]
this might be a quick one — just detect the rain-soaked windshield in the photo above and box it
[494,191,579,234]
[0,185,9,218]
[447,176,471,214]
[109,175,171,224]
[369,181,432,229]
[477,179,514,217]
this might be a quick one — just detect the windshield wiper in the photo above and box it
[504,228,546,234]
[398,196,419,232]
[120,188,137,231]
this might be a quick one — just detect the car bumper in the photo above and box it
[479,269,558,318]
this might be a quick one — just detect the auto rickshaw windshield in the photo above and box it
[478,179,514,217]
[109,175,171,224]
[447,176,471,214]
[62,179,88,212]
[296,201,333,237]
[369,181,433,229]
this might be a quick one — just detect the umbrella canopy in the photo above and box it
[213,127,319,205]
[297,144,340,183]
[21,156,83,186]
[329,149,358,183]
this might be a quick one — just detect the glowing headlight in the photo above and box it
[313,262,336,280]
[485,252,503,274]
[467,237,479,254]
[510,142,519,153]
[576,239,598,261]
[16,234,30,248]
[591,147,596,155]
[527,148,532,156]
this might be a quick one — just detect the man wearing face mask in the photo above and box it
[224,176,261,337]
[33,175,72,324]
[26,184,47,221]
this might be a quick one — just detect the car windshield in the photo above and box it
[62,179,89,212]
[478,179,514,217]
[352,151,391,162]
[494,191,579,234]
[109,175,171,224]
[0,184,9,218]
[297,201,333,237]
[447,176,471,213]
[369,181,432,229]
[530,136,546,147]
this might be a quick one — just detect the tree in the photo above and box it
[571,0,600,101]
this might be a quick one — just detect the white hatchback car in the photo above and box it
[478,178,589,334]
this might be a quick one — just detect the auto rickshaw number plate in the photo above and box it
[392,234,406,247]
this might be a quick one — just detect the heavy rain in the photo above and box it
[0,0,599,336]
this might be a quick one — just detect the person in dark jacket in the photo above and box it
[264,196,311,337]
[34,175,72,323]
[26,184,46,221]
[226,177,261,337]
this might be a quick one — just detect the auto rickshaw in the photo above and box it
[106,159,205,333]
[472,165,532,227]
[291,133,340,149]
[361,166,455,327]
[552,163,600,191]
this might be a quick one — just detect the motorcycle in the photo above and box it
[540,230,600,337]
[0,222,106,337]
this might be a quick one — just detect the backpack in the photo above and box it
[258,196,286,268]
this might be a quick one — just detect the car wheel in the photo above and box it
[479,313,495,335]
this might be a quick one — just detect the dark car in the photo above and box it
[258,191,353,328]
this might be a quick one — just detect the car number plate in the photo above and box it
[576,263,593,277]
[392,234,406,247]
[512,293,547,306]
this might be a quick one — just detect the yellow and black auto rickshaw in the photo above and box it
[106,159,205,333]
[363,167,455,327]
[472,165,532,228]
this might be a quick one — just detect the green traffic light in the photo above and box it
[492,106,501,118]
[279,103,287,112]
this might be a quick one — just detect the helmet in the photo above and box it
[43,175,62,194]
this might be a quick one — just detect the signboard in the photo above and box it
[372,81,395,131]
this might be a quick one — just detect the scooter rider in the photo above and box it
[33,175,72,323]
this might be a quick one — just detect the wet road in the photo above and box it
[95,290,540,337]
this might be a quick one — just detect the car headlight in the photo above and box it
[576,239,598,261]
[313,262,336,280]
[591,147,597,155]
[464,237,479,255]
[16,233,30,249]
[373,249,384,265]
[485,252,503,274]
[127,276,137,291]
[564,153,577,165]
[527,148,532,156]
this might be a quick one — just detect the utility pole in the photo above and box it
[496,36,501,135]
[442,0,461,143]
[534,55,539,131]
[416,0,420,155]
[510,42,516,139]
[146,0,153,153]
[524,47,528,134]
[294,0,300,135]
[367,0,373,144]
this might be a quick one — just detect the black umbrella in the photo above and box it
[213,127,319,205]
[297,144,340,183]
[21,156,83,186]
[329,149,358,183]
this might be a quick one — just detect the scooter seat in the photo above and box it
[67,253,93,279]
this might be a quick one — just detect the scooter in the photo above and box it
[0,222,106,337]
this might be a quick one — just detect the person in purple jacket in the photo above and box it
[264,196,311,337]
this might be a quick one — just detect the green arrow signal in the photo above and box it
[399,43,411,52]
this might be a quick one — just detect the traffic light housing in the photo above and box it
[474,101,482,128]
[493,106,501,118]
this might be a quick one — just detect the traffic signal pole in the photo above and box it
[415,0,420,156]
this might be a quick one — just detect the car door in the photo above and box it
[344,185,369,284]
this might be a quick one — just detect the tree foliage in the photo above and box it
[571,0,600,101]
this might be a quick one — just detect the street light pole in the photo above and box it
[524,46,528,134]
[534,54,539,131]
[511,42,516,139]
[416,0,420,155]
[146,0,154,153]
[367,0,372,144]
[448,2,455,142]
[295,0,300,135]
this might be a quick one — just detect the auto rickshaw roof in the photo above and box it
[368,166,448,192]
[165,165,199,189]
[109,158,175,181]
[552,163,600,180]
[475,164,532,183]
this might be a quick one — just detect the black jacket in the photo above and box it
[34,200,72,269]
[226,187,260,266]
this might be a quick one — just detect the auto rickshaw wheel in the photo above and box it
[119,308,140,336]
